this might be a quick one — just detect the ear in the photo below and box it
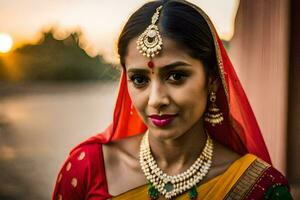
[208,77,220,92]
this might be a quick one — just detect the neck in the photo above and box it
[148,119,207,175]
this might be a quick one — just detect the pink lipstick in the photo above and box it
[149,114,177,127]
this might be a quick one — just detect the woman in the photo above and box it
[52,0,293,199]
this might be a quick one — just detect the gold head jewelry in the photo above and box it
[136,5,163,58]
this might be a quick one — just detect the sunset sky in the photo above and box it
[0,0,239,63]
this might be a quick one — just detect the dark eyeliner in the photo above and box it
[129,74,149,88]
[167,70,189,82]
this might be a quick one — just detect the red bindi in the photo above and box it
[147,61,155,69]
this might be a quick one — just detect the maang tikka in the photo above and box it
[136,5,163,58]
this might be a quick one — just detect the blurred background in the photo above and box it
[0,0,299,199]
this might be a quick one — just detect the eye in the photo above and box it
[129,74,149,88]
[167,71,188,82]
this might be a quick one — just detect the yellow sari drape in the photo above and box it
[112,154,262,200]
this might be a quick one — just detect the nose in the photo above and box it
[148,81,170,109]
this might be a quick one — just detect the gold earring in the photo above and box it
[204,91,224,126]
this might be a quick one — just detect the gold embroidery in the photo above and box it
[78,151,86,160]
[71,177,78,188]
[57,173,62,183]
[224,158,270,200]
[66,162,72,171]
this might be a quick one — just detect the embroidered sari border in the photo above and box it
[224,158,270,199]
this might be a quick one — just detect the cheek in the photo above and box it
[127,85,148,115]
[174,77,208,117]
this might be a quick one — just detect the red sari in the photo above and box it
[52,0,292,199]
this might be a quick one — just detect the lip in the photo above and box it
[149,114,177,127]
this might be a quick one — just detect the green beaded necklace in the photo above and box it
[148,182,199,200]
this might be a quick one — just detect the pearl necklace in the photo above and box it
[139,130,214,199]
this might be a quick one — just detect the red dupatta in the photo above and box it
[75,0,271,164]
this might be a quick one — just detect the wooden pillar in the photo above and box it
[287,0,300,197]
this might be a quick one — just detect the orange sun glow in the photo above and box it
[0,33,13,53]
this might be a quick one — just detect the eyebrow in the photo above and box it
[127,61,192,74]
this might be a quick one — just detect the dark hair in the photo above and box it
[117,0,217,77]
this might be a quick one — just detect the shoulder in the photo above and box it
[103,133,143,161]
[245,154,288,186]
[209,141,241,177]
[257,160,293,199]
[52,142,111,200]
[102,134,143,175]
[226,154,293,199]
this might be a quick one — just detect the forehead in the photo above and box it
[125,37,192,69]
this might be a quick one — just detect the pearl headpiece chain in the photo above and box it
[136,5,163,58]
[139,130,214,199]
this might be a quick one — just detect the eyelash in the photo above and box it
[168,72,188,83]
[129,71,188,88]
[129,74,149,88]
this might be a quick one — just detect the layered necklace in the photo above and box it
[139,130,214,199]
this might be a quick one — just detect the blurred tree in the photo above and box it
[0,29,120,82]
[0,58,5,80]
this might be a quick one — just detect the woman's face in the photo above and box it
[125,37,209,140]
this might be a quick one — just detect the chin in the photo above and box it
[148,128,182,141]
